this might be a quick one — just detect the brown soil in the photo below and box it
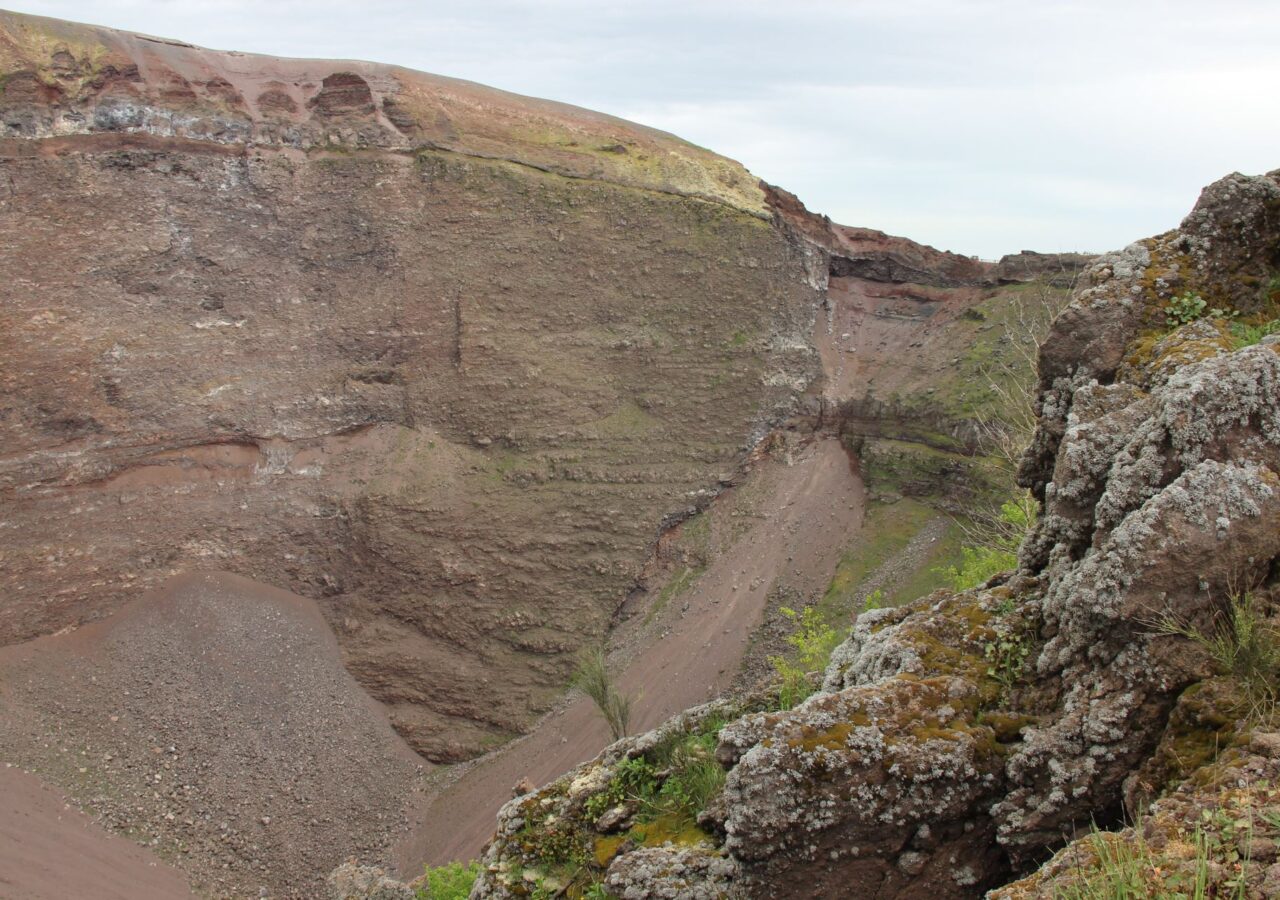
[0,571,427,898]
[814,274,988,405]
[394,436,864,870]
[0,765,197,900]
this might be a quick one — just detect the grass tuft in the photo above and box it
[573,647,634,742]
[1157,592,1280,722]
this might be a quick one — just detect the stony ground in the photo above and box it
[0,572,426,898]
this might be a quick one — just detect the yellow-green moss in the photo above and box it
[786,720,859,753]
[1139,678,1247,796]
[1121,319,1233,382]
[630,814,714,849]
[592,834,626,867]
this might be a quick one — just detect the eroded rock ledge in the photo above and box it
[0,9,768,214]
[467,171,1280,898]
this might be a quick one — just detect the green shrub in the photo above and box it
[943,545,1019,592]
[769,605,842,710]
[941,497,1029,591]
[418,860,479,900]
[862,589,886,612]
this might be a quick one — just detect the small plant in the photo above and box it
[993,594,1017,616]
[1157,592,1280,721]
[862,588,886,612]
[1164,291,1239,329]
[942,497,1029,591]
[584,754,660,820]
[769,605,842,710]
[650,742,724,825]
[983,625,1032,696]
[1166,291,1208,327]
[944,545,1019,592]
[585,719,728,829]
[1229,318,1280,349]
[573,647,634,742]
[418,860,479,900]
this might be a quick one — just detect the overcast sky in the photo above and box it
[9,1,1280,258]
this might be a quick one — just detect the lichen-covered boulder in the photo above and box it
[326,861,415,900]
[718,676,1005,897]
[604,846,741,899]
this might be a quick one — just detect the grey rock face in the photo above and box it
[327,862,415,900]
[605,847,742,899]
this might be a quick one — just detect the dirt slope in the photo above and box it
[0,765,197,900]
[396,436,863,869]
[0,571,426,898]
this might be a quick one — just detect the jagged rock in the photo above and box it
[326,861,415,900]
[718,676,1006,897]
[604,846,741,899]
[992,745,1280,899]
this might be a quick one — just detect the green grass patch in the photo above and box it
[417,860,479,900]
[589,401,661,438]
[1157,592,1280,723]
[586,716,728,831]
[818,498,967,621]
[645,564,704,625]
[1229,318,1280,349]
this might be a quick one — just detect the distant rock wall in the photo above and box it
[0,10,821,763]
